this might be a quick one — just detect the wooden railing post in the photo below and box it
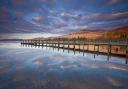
[58,38,60,51]
[73,39,76,54]
[126,45,128,64]
[68,39,70,53]
[79,39,81,53]
[82,39,85,56]
[87,39,89,51]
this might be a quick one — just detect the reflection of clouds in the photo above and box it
[104,64,128,71]
[110,66,127,71]
[44,53,104,71]
[15,64,25,70]
[88,65,99,69]
[1,43,128,89]
[107,77,122,87]
[31,57,46,67]
[0,66,12,74]
[14,50,33,54]
[46,54,102,71]
[77,61,101,69]
[46,55,80,64]
[60,64,80,70]
[33,60,42,65]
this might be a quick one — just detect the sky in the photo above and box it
[0,0,128,39]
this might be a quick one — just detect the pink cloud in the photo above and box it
[40,0,56,5]
[15,11,23,18]
[0,6,10,18]
[108,0,121,5]
[12,0,23,7]
[78,11,128,21]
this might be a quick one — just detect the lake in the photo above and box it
[0,41,128,89]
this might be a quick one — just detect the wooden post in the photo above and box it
[50,40,51,46]
[28,40,30,44]
[83,40,84,52]
[97,45,99,56]
[110,40,112,55]
[46,40,47,46]
[94,44,96,52]
[68,39,70,53]
[73,39,76,54]
[55,40,56,47]
[87,39,89,51]
[63,39,65,52]
[107,40,111,61]
[52,40,53,47]
[83,40,85,56]
[36,40,37,46]
[126,46,128,64]
[30,40,32,45]
[38,40,40,46]
[97,45,99,52]
[47,40,49,46]
[94,53,96,59]
[79,39,81,53]
[63,39,64,48]
[48,40,49,46]
[52,40,54,49]
[58,39,60,51]
[94,41,96,58]
[42,40,44,46]
[110,45,112,55]
[34,40,35,46]
[37,40,39,47]
[37,40,38,45]
[53,41,55,47]
[26,40,27,44]
[40,40,42,46]
[38,40,39,46]
[32,40,34,45]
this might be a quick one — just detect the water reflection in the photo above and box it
[0,42,128,89]
[21,43,127,64]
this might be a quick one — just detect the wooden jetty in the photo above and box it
[21,37,128,59]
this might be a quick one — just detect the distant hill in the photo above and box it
[0,39,23,41]
[62,26,128,40]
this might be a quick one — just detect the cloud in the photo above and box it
[40,0,56,6]
[0,0,128,35]
[12,0,22,6]
[0,6,11,18]
[108,0,121,5]
[79,11,128,21]
[61,12,72,17]
[0,33,61,39]
[32,16,44,23]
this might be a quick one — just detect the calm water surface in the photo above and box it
[0,41,128,89]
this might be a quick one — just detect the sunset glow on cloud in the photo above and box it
[0,0,128,39]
